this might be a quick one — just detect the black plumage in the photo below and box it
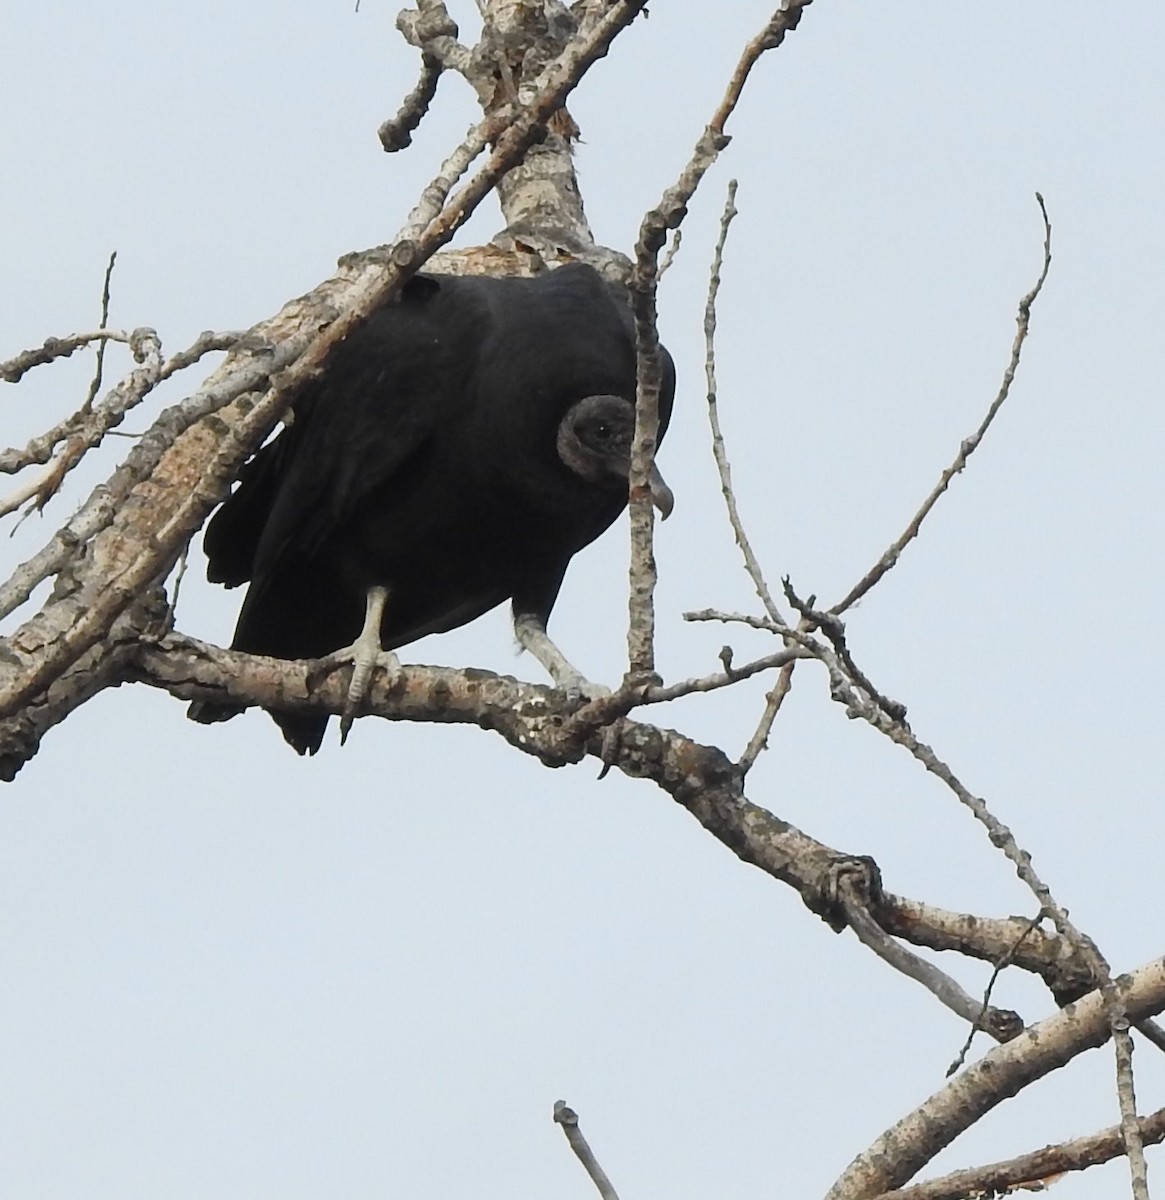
[190,262,676,754]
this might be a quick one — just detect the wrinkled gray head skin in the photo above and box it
[556,394,675,518]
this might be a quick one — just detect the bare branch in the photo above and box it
[639,645,811,704]
[737,658,798,773]
[81,250,118,413]
[0,360,282,627]
[825,956,1165,1200]
[684,607,782,632]
[704,180,786,627]
[828,665,1150,1197]
[626,0,815,679]
[553,1102,620,1200]
[0,329,135,385]
[688,588,1144,1124]
[873,1105,1165,1200]
[1,327,162,478]
[831,193,1054,617]
[157,330,240,381]
[127,632,1096,997]
[656,228,682,279]
[836,873,1023,1044]
[874,897,1093,1005]
[0,465,54,520]
[946,912,1042,1076]
[0,329,235,523]
[396,1,471,75]
[379,53,444,152]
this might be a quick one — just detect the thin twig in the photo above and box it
[684,607,781,632]
[946,912,1042,1076]
[738,654,797,773]
[657,228,682,279]
[1,328,162,477]
[81,251,117,413]
[0,329,134,385]
[831,194,1053,617]
[699,180,801,772]
[704,180,786,627]
[165,545,189,629]
[553,1101,620,1200]
[642,646,809,704]
[837,875,1023,1044]
[1136,1020,1165,1055]
[829,663,1150,1198]
[784,579,907,721]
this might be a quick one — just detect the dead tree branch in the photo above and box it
[626,0,815,680]
[873,1104,1165,1200]
[831,193,1054,618]
[553,1102,621,1200]
[826,955,1165,1200]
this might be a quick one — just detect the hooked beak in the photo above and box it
[649,463,675,520]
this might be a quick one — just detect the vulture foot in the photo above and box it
[330,585,402,745]
[513,612,608,699]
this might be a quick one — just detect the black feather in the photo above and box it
[190,263,676,753]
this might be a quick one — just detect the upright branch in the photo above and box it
[626,0,815,679]
[700,179,802,772]
[703,180,785,627]
[81,251,118,414]
[553,1101,621,1200]
[831,193,1054,617]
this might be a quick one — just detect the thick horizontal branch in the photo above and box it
[875,896,1095,1005]
[118,632,1099,1002]
[131,631,890,926]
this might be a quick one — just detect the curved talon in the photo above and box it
[339,649,402,745]
[597,720,623,779]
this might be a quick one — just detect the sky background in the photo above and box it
[2,3,1164,1197]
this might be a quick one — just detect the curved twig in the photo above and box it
[831,194,1053,618]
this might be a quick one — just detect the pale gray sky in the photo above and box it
[2,3,1164,1197]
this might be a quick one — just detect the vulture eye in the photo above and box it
[594,422,613,440]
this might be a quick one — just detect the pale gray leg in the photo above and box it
[512,612,609,698]
[337,585,400,745]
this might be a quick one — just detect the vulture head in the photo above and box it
[556,394,675,518]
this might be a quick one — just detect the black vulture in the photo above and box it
[189,262,676,755]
